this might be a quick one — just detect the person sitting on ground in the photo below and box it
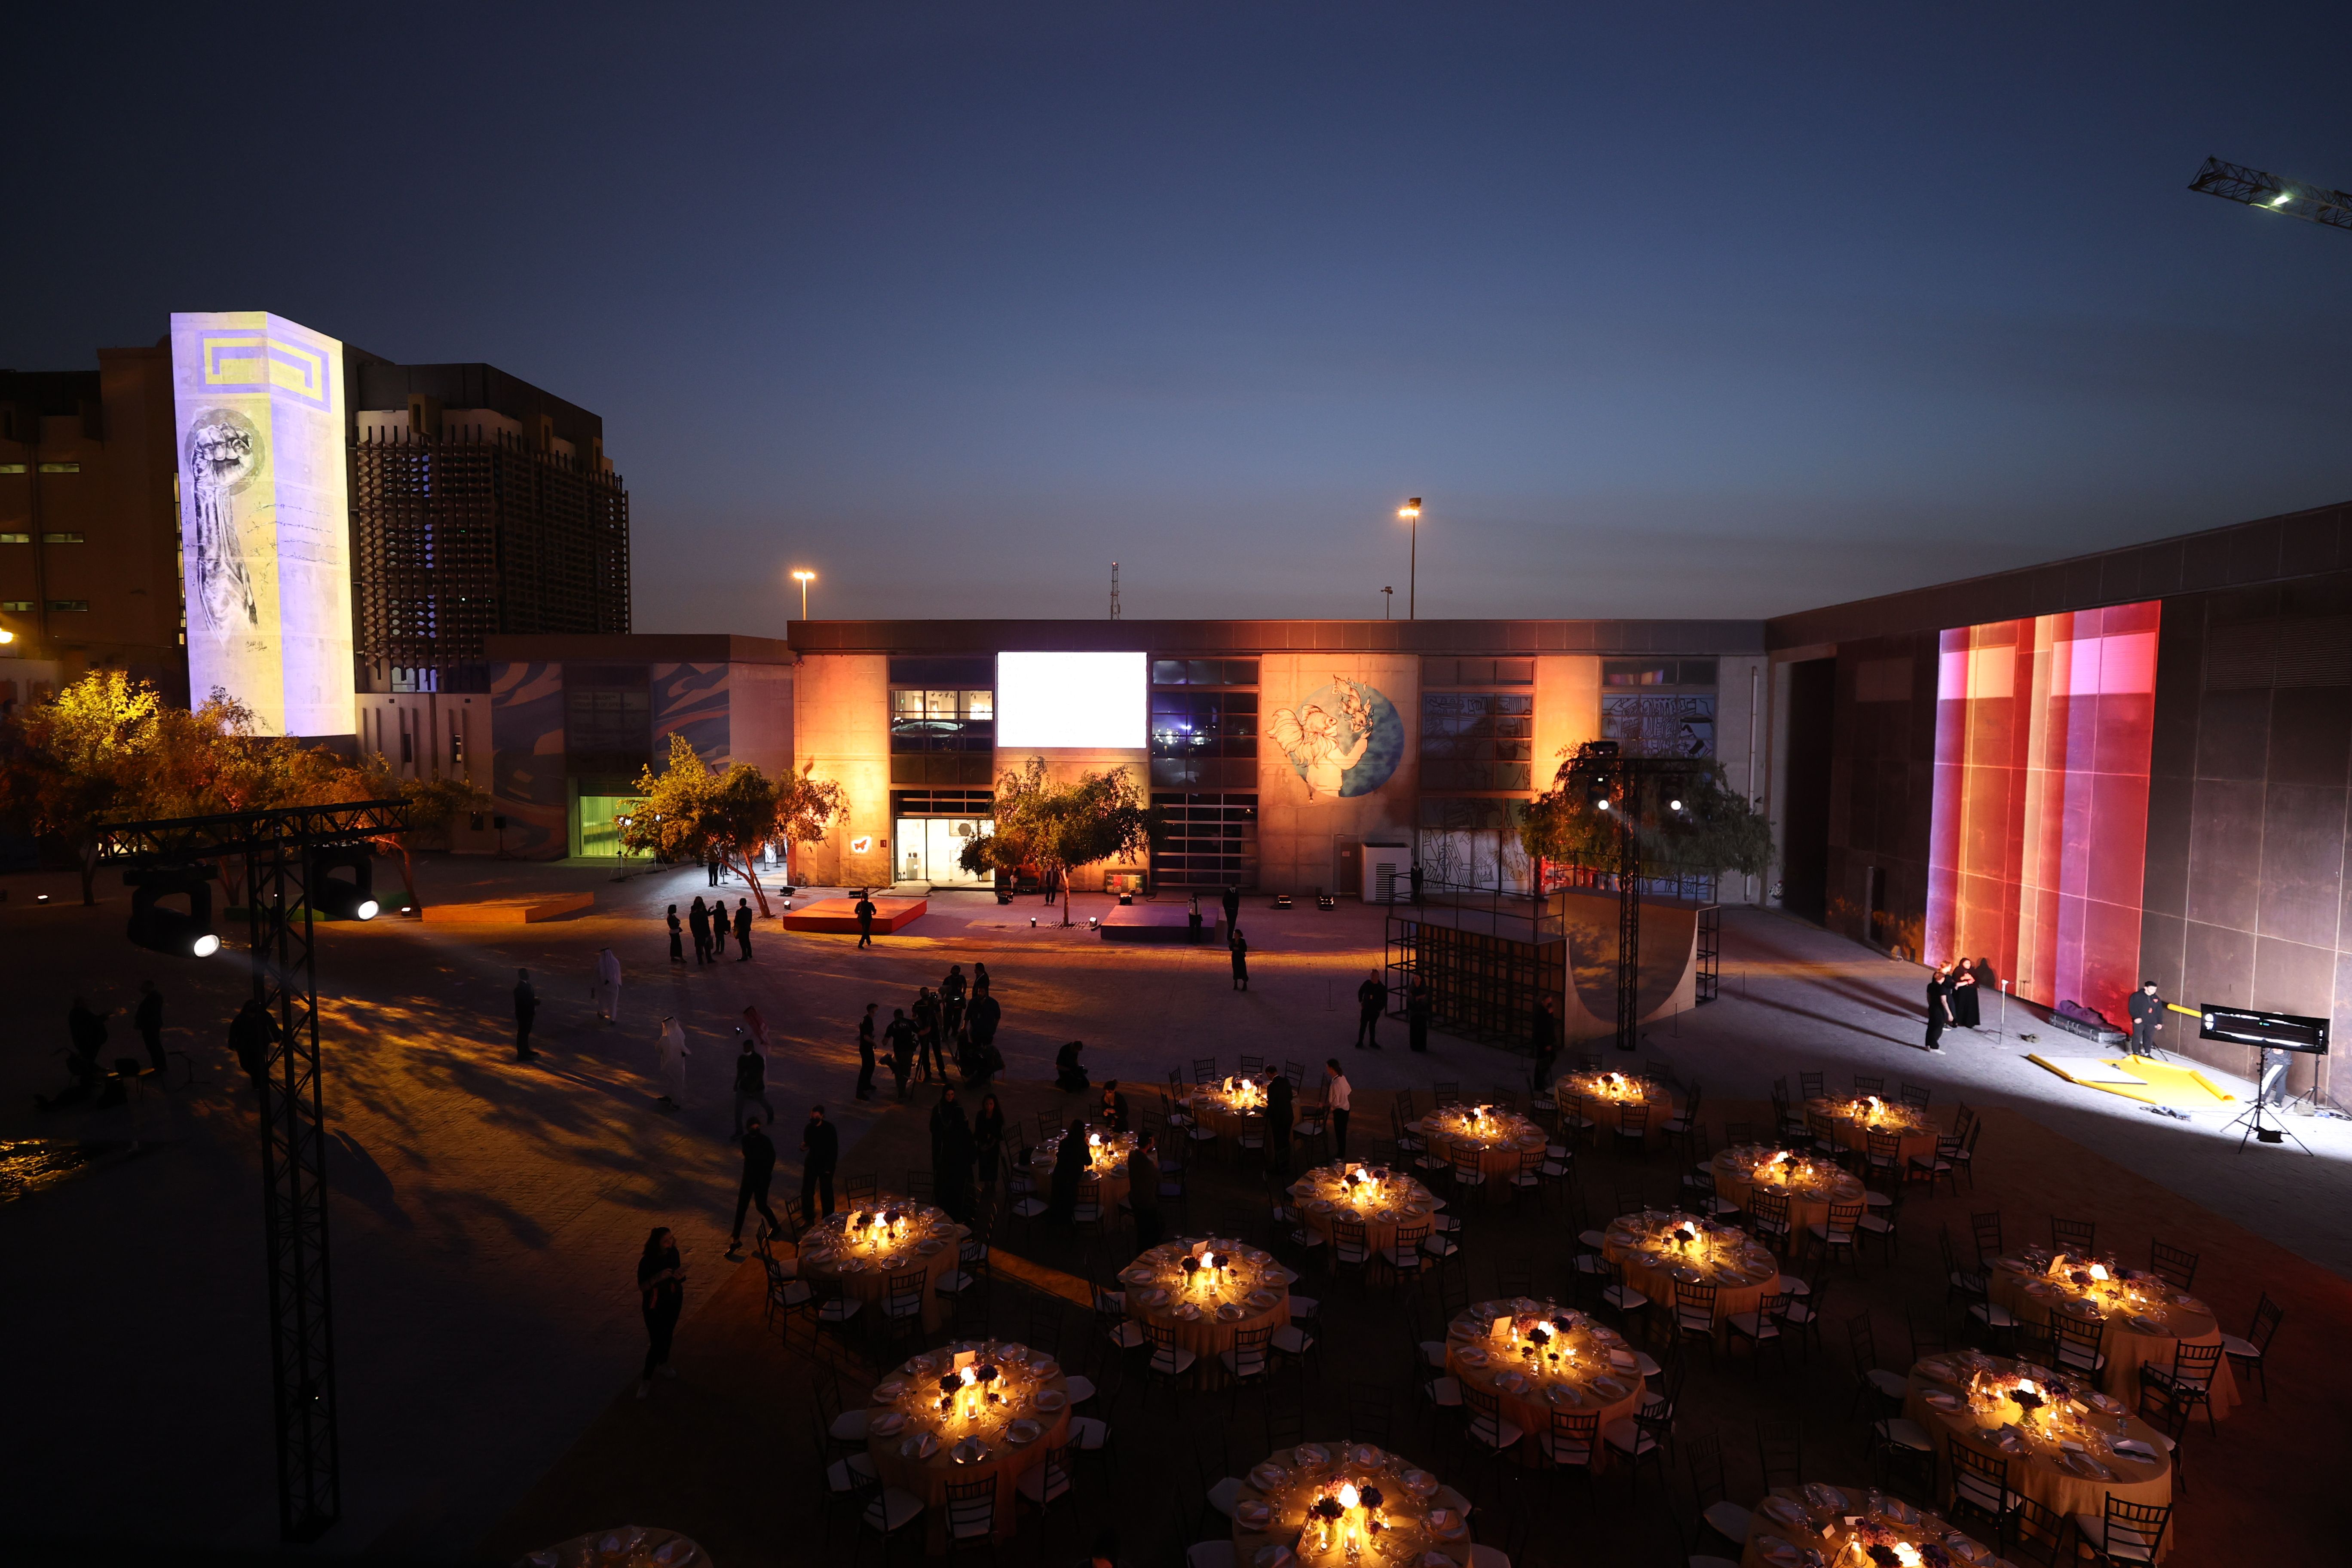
[1054,1038,1090,1093]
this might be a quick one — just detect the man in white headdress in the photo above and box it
[593,946,624,1023]
[655,1016,690,1109]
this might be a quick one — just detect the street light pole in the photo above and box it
[792,569,816,621]
[1397,498,1421,619]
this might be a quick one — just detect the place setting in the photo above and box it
[1288,1161,1439,1253]
[1743,1483,1998,1568]
[1123,1236,1293,1353]
[1231,1440,1465,1566]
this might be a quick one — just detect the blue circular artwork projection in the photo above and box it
[1268,679,1404,799]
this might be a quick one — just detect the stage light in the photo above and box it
[192,931,222,958]
[1595,798,1611,812]
[311,845,380,921]
[0,628,14,644]
[1669,798,1684,812]
[127,867,220,959]
[2272,191,2293,206]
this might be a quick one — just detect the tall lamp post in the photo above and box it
[791,569,816,621]
[1396,499,1421,619]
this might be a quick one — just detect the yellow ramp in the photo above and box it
[2027,1054,2237,1109]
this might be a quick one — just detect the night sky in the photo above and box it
[12,3,2352,631]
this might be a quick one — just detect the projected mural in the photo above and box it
[1925,601,2159,1026]
[1268,676,1401,800]
[169,312,353,738]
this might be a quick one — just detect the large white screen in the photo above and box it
[995,652,1145,749]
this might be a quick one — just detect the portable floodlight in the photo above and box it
[310,845,380,921]
[126,866,221,959]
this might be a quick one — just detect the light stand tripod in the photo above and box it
[2225,1047,2313,1155]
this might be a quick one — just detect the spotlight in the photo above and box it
[311,845,380,921]
[126,866,220,959]
[1595,798,1611,812]
[1669,799,1684,812]
[36,892,51,903]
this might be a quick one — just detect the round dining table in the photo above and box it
[1418,1103,1546,1195]
[1185,1073,1278,1139]
[1804,1094,1939,1167]
[1120,1237,1293,1358]
[1986,1250,2239,1415]
[1230,1441,1472,1567]
[1904,1349,2175,1560]
[865,1338,1073,1549]
[1601,1210,1779,1335]
[1709,1143,1866,1234]
[518,1525,710,1568]
[1288,1162,1440,1256]
[797,1200,968,1333]
[1737,1481,2000,1568]
[1554,1068,1674,1133]
[1443,1298,1646,1467]
[1025,1122,1138,1215]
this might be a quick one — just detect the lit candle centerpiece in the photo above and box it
[1308,1479,1386,1560]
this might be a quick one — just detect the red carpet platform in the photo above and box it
[781,896,927,934]
[1098,902,1208,943]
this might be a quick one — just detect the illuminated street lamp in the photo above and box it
[1396,499,1422,619]
[791,569,817,620]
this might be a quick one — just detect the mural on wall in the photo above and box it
[1268,676,1403,799]
[1601,693,1714,756]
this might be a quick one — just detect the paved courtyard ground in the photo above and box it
[5,855,2348,1565]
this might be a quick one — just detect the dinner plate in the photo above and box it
[1006,1418,1043,1445]
[951,1437,989,1464]
[1758,1498,1804,1527]
[1801,1483,1847,1512]
[1917,1357,1954,1382]
[839,1259,867,1274]
[1139,1288,1169,1307]
[1346,1444,1384,1467]
[1217,1303,1246,1322]
[1590,1376,1629,1400]
[1497,1372,1528,1394]
[917,1240,944,1255]
[1247,1290,1277,1310]
[1308,1199,1333,1212]
[1457,1347,1488,1367]
[1401,1468,1438,1498]
[1031,1361,1060,1381]
[2113,1439,2158,1462]
[1925,1391,1962,1410]
[1175,1303,1203,1321]
[1121,1267,1155,1285]
[1249,1462,1289,1490]
[2086,1392,2124,1415]
[904,1356,936,1375]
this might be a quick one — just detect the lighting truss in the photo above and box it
[2189,156,2352,233]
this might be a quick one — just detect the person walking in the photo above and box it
[940,964,968,1037]
[1221,884,1241,935]
[689,896,713,964]
[1354,968,1386,1048]
[799,1104,839,1219]
[884,1007,915,1100]
[1923,964,1953,1054]
[732,1032,775,1133]
[933,1086,975,1222]
[134,980,166,1078]
[1230,929,1250,991]
[1407,981,1431,1054]
[913,987,942,1083]
[1265,1069,1294,1176]
[514,968,539,1061]
[972,1091,1006,1201]
[655,1016,689,1108]
[594,947,624,1022]
[667,904,685,965]
[726,1118,782,1258]
[856,1002,879,1101]
[973,962,992,995]
[1529,999,1558,1095]
[636,1227,686,1398]
[229,996,277,1087]
[2127,980,2166,1060]
[854,890,877,948]
[733,899,753,962]
[1127,1130,1163,1250]
[1324,1059,1352,1159]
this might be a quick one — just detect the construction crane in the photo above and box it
[2189,156,2352,233]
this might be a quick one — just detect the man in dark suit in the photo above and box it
[799,1105,838,1219]
[2127,981,2166,1059]
[854,891,878,948]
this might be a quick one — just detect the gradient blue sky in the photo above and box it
[12,3,2352,632]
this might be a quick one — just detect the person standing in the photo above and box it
[800,1104,839,1219]
[689,896,712,964]
[229,996,277,1087]
[968,986,1001,1063]
[733,899,753,962]
[940,964,968,1037]
[667,904,685,965]
[1127,1130,1163,1250]
[726,1118,782,1258]
[973,962,992,995]
[1529,999,1558,1095]
[134,980,165,1078]
[732,1032,775,1133]
[1407,981,1431,1054]
[913,987,942,1083]
[1045,1118,1087,1223]
[1354,968,1386,1048]
[856,1002,879,1101]
[1924,964,1953,1054]
[1265,1069,1294,1175]
[972,1091,1006,1201]
[514,968,539,1061]
[711,894,732,960]
[854,890,877,948]
[636,1227,686,1398]
[655,1016,689,1108]
[885,1007,915,1100]
[707,852,722,888]
[594,948,624,1023]
[1950,958,1981,1030]
[1221,884,1241,936]
[1230,930,1250,992]
[1324,1059,1352,1158]
[1409,863,1424,906]
[2127,980,2166,1059]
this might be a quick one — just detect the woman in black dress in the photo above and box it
[636,1226,686,1397]
[1950,958,1981,1029]
[1924,965,1954,1053]
[1045,1118,1088,1223]
[667,905,684,965]
[971,1093,1006,1202]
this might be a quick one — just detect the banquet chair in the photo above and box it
[1799,1071,1826,1100]
[2132,1380,2191,1494]
[1144,1319,1199,1392]
[1329,1216,1372,1280]
[1596,1257,1651,1338]
[1533,1403,1599,1479]
[1271,1300,1318,1378]
[1026,1292,1065,1356]
[1561,1090,1599,1150]
[882,1265,928,1347]
[1536,1141,1574,1206]
[1899,1082,1931,1111]
[906,1168,934,1201]
[1844,1314,1910,1421]
[1852,1074,1885,1095]
[1166,1068,1191,1114]
[1604,1360,1681,1495]
[1862,1129,1902,1191]
[1461,1383,1529,1459]
[1951,1118,1982,1188]
[1448,1148,1488,1206]
[1904,1308,1948,1366]
[1433,1081,1461,1107]
[1939,1226,1994,1320]
[846,1172,880,1206]
[2147,1238,2200,1291]
[1264,1383,1308,1455]
[2049,1311,2108,1380]
[1487,1084,1523,1111]
[1284,1058,1306,1087]
[848,1466,928,1565]
[1720,1120,1752,1148]
[1235,1112,1266,1159]
[1866,1406,1936,1503]
[1464,1508,1530,1568]
[1270,1184,1326,1269]
[1755,1417,1804,1491]
[1808,1201,1864,1270]
[2221,1292,2284,1401]
[1908,1130,1961,1196]
[1508,1144,1545,1208]
[2049,1216,2096,1256]
[1682,1425,1755,1550]
[1686,1168,1740,1226]
[1774,1268,1828,1362]
[1392,1103,1430,1158]
[1664,1081,1703,1158]
[1013,1439,1075,1522]
[1677,1128,1715,1200]
[2139,1338,2226,1436]
[1291,1097,1329,1161]
[1969,1211,2004,1268]
[1073,1174,1106,1237]
[1724,1289,1787,1376]
[1381,1222,1432,1291]
[1238,1054,1265,1074]
[1772,1082,1809,1142]
[1672,1283,1718,1361]
[1856,1181,1903,1265]
[1614,1102,1651,1156]
[1219,1323,1278,1398]
[941,1476,998,1560]
[1495,1258,1536,1299]
[1946,1443,2015,1542]
[1435,1253,1472,1321]
[2002,1494,2073,1567]
[1804,1112,1845,1167]
[813,1370,873,1455]
[2071,1495,2170,1567]
[810,1407,882,1550]
[1193,1057,1218,1084]
[1746,1189,1792,1252]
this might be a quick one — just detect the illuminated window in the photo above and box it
[1,599,31,611]
[37,462,80,474]
[0,533,28,544]
[48,599,90,612]
[41,531,83,543]
[0,463,27,474]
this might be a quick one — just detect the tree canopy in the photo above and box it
[614,735,841,915]
[960,757,1160,925]
[1520,741,1773,885]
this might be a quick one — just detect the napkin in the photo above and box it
[870,1412,906,1437]
[1034,1389,1066,1411]
[1249,1462,1288,1490]
[901,1432,938,1459]
[1234,1501,1272,1529]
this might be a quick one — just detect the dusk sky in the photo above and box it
[12,3,2352,633]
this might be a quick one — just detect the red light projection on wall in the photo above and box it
[1926,600,2159,1026]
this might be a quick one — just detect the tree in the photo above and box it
[0,670,167,903]
[616,735,790,915]
[347,759,492,912]
[1520,742,1773,886]
[960,757,1161,926]
[772,761,847,886]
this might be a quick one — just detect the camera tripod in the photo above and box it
[2225,1046,2314,1155]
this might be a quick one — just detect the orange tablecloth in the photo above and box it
[1904,1351,2174,1560]
[866,1339,1072,1548]
[799,1200,967,1333]
[1987,1254,2239,1416]
[1737,1483,1997,1568]
[1026,1123,1136,1215]
[1120,1238,1292,1358]
[1185,1075,1278,1139]
[1418,1105,1545,1193]
[1804,1095,1939,1167]
[1710,1144,1865,1234]
[1288,1163,1439,1255]
[1444,1298,1644,1466]
[1601,1210,1777,1335]
[1554,1070,1673,1126]
[1231,1442,1470,1566]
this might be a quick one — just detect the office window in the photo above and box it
[2,599,32,611]
[0,533,28,544]
[888,656,993,687]
[1421,657,1533,687]
[1420,691,1533,790]
[1149,689,1258,758]
[37,462,80,474]
[0,464,27,475]
[890,687,994,753]
[41,532,83,544]
[1601,658,1717,688]
[48,599,90,612]
[1149,657,1259,686]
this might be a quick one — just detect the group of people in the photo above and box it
[855,962,1005,1100]
[668,896,753,965]
[36,985,168,1109]
[1923,956,1991,1053]
[1345,969,1437,1053]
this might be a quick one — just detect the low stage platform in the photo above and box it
[1099,902,1208,943]
[420,893,595,924]
[781,896,928,934]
